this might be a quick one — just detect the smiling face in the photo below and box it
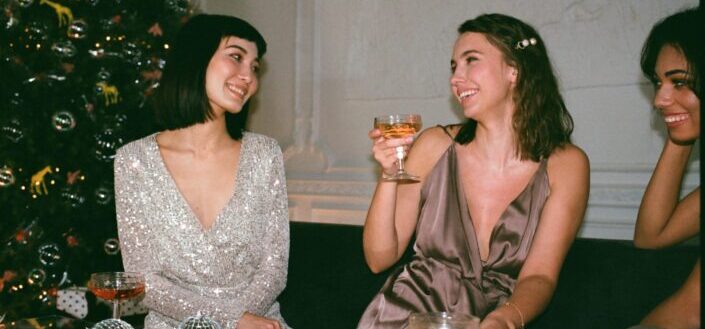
[205,36,260,117]
[652,45,700,144]
[450,32,517,122]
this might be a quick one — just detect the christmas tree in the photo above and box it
[0,0,193,321]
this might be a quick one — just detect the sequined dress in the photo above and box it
[114,132,290,329]
[357,133,549,328]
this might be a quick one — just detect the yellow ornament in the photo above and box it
[30,166,53,196]
[39,0,74,27]
[96,82,120,106]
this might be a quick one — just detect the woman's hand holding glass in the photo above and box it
[371,114,422,181]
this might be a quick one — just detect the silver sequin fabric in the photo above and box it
[114,132,291,329]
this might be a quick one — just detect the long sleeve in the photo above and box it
[237,141,289,314]
[114,134,290,329]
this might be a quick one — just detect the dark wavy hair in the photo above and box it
[152,14,267,140]
[640,7,703,100]
[455,13,573,161]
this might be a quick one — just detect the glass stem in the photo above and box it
[395,146,405,173]
[112,300,120,319]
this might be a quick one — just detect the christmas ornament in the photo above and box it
[39,0,74,27]
[93,319,134,329]
[96,67,111,81]
[30,166,53,195]
[95,184,113,205]
[60,185,86,207]
[95,81,120,106]
[103,238,120,255]
[51,110,77,131]
[0,166,16,187]
[37,243,62,267]
[2,118,24,143]
[27,268,46,286]
[16,0,35,8]
[94,129,123,162]
[51,39,77,58]
[66,19,87,39]
[178,314,222,329]
[86,0,99,6]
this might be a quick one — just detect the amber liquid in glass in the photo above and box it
[375,122,421,139]
[89,283,145,300]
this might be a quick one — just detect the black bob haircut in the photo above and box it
[152,14,267,140]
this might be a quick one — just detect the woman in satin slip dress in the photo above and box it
[358,13,589,329]
[629,7,702,329]
[114,15,290,329]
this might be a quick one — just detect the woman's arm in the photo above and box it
[482,145,590,329]
[634,139,700,249]
[232,141,290,317]
[640,258,701,329]
[363,127,452,273]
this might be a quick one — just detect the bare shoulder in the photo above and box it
[406,125,458,178]
[546,144,590,184]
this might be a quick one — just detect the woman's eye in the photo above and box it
[230,53,242,62]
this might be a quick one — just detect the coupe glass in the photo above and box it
[373,114,423,181]
[88,272,145,319]
[408,312,480,329]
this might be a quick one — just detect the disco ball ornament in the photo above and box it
[103,238,120,255]
[61,185,86,207]
[67,20,88,39]
[52,111,77,132]
[95,184,113,205]
[92,319,134,329]
[0,166,16,187]
[2,118,24,143]
[95,129,123,162]
[38,243,62,267]
[178,315,222,329]
[27,268,46,286]
[51,40,77,58]
[16,0,34,8]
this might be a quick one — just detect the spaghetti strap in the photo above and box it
[437,124,456,140]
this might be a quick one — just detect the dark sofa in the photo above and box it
[278,222,699,329]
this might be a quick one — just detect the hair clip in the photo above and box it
[515,37,537,50]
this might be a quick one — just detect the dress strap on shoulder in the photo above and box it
[437,124,456,140]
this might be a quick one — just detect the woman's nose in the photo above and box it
[653,85,673,110]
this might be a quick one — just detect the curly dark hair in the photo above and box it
[454,13,573,161]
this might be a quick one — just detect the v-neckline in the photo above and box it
[151,132,246,233]
[451,144,545,263]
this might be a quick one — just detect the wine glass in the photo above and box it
[88,272,145,320]
[374,114,423,181]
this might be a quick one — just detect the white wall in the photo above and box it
[200,0,700,240]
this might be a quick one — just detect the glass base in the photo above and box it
[383,171,420,182]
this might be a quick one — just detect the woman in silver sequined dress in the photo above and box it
[114,14,290,329]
